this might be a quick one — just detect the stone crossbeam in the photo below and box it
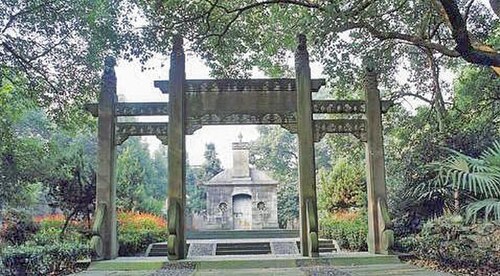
[154,78,326,94]
[115,122,168,145]
[313,119,366,142]
[85,102,168,117]
[312,100,393,114]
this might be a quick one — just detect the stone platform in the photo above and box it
[76,253,451,276]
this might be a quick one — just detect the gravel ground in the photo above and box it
[295,259,351,276]
[151,262,196,276]
[270,241,299,255]
[299,266,352,276]
[187,243,216,257]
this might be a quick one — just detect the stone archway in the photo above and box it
[87,34,394,261]
[232,194,252,230]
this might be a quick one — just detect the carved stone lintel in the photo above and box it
[154,79,325,94]
[156,135,168,145]
[312,100,393,114]
[115,102,168,116]
[313,119,366,142]
[351,132,368,142]
[115,122,168,145]
[185,112,298,135]
[312,100,366,114]
[280,123,298,134]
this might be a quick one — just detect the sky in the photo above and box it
[115,52,325,168]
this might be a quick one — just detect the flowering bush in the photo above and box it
[117,211,168,256]
[320,212,368,251]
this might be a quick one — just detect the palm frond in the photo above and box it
[435,147,500,198]
[465,198,500,223]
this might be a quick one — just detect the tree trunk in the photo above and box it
[425,49,447,132]
[60,210,77,240]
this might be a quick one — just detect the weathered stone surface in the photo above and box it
[167,35,187,260]
[202,139,279,230]
[96,56,118,260]
[154,78,325,94]
[312,100,393,114]
[364,63,392,255]
[187,243,216,257]
[295,34,319,257]
[270,242,300,255]
[115,122,168,145]
[85,102,169,117]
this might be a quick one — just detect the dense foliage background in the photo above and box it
[1,0,499,274]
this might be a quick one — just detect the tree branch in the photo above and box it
[438,0,500,67]
[351,21,461,57]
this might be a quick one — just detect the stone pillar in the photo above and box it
[167,35,187,260]
[295,34,319,257]
[364,61,393,254]
[96,56,118,260]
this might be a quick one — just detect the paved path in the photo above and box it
[73,255,451,276]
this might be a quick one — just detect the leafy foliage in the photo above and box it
[411,216,500,271]
[0,242,90,276]
[318,158,366,214]
[117,211,167,256]
[417,141,500,222]
[116,137,167,215]
[0,209,38,245]
[319,213,368,251]
[251,126,299,228]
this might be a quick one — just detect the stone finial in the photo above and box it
[238,132,243,142]
[172,34,183,52]
[104,56,116,68]
[101,56,117,97]
[297,34,307,51]
[363,56,376,73]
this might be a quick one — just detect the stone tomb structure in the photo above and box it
[203,136,278,230]
[85,34,394,261]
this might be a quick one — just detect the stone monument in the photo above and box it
[202,134,279,230]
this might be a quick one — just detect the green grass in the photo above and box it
[88,261,165,271]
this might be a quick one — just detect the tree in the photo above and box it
[0,0,141,115]
[187,143,223,214]
[139,1,498,82]
[251,126,299,228]
[317,158,366,214]
[201,143,223,180]
[115,137,165,214]
[45,137,96,238]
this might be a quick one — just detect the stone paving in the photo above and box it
[74,253,452,276]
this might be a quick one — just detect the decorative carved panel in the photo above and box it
[186,112,297,134]
[155,78,325,94]
[313,119,366,142]
[115,122,168,145]
[312,100,393,114]
[84,102,168,117]
[312,100,366,114]
[115,102,168,116]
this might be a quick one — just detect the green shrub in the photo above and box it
[412,216,500,270]
[0,210,39,245]
[394,236,418,253]
[0,242,90,275]
[320,215,368,251]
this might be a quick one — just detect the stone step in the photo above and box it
[217,242,271,249]
[187,229,299,239]
[215,242,271,255]
[215,249,272,255]
[296,240,337,253]
[145,243,190,257]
